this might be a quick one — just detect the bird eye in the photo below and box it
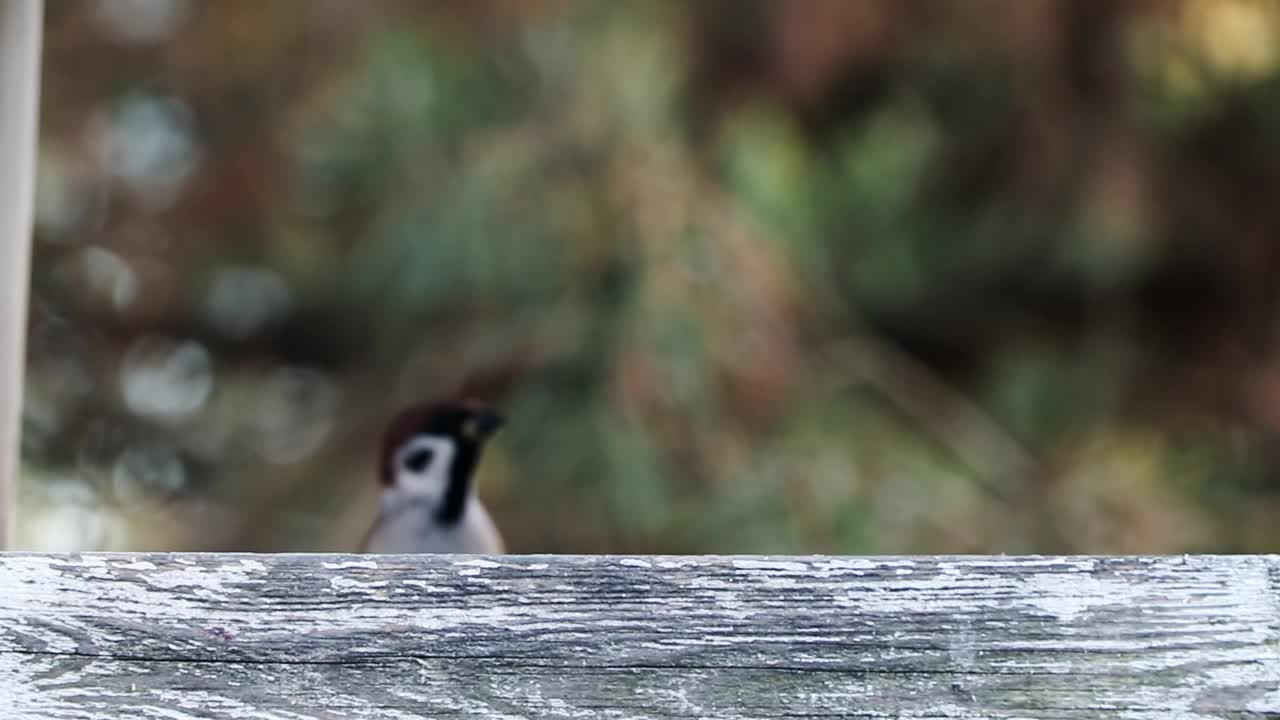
[402,447,435,473]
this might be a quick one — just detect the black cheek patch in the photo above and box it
[403,447,435,473]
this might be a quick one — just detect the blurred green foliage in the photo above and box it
[17,0,1280,554]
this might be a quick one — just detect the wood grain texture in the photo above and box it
[1,553,1277,719]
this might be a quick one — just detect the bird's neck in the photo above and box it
[436,440,479,526]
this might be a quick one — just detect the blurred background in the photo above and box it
[16,0,1280,554]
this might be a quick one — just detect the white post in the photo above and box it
[0,0,43,549]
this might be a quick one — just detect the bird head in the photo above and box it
[378,399,504,524]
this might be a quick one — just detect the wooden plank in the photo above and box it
[0,0,43,550]
[1,553,1277,719]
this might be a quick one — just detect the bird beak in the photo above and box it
[463,410,504,440]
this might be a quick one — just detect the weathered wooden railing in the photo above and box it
[2,553,1277,719]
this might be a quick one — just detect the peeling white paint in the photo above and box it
[329,576,378,591]
[321,560,378,570]
[731,559,809,572]
[400,579,446,592]
[1250,687,1280,715]
[1018,572,1133,622]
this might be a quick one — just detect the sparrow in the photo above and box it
[361,400,506,554]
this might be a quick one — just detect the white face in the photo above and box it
[389,434,456,508]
